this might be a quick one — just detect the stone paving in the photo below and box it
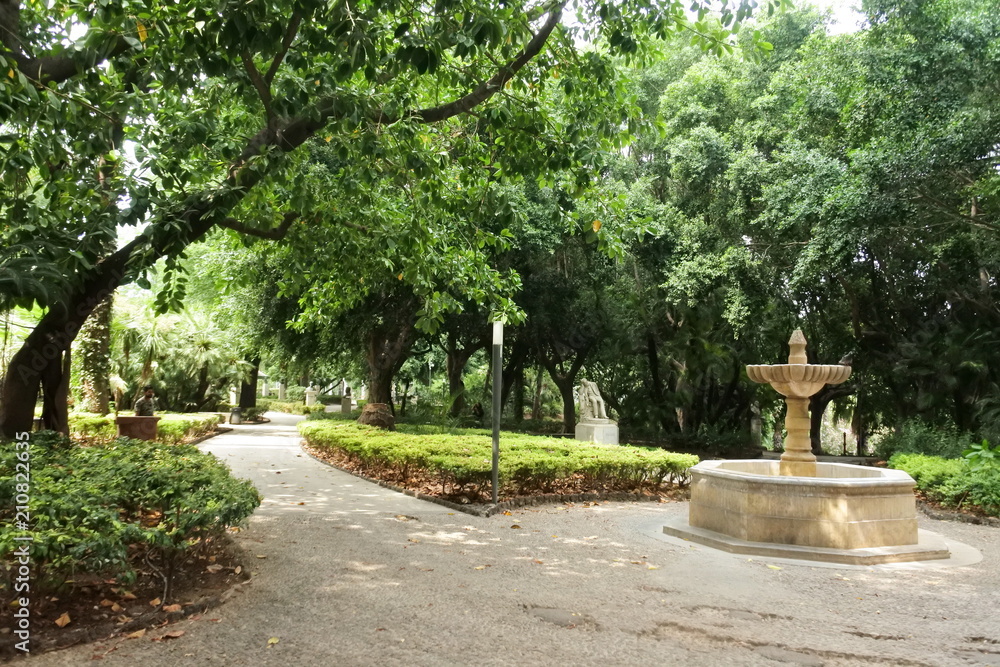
[36,413,1000,667]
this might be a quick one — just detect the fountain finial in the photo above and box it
[788,329,808,365]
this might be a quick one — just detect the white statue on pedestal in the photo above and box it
[575,380,618,445]
[578,379,609,421]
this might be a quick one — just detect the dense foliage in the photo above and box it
[889,452,1000,517]
[0,433,260,601]
[299,420,698,499]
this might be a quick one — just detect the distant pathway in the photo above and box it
[38,413,1000,667]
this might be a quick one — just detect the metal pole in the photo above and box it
[491,320,503,505]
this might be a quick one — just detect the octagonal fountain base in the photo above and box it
[662,460,951,565]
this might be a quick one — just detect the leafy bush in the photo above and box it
[873,420,971,459]
[889,453,1000,516]
[0,432,260,601]
[963,439,999,470]
[307,409,357,421]
[299,421,698,499]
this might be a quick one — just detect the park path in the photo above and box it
[37,414,1000,667]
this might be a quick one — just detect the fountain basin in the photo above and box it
[663,460,951,565]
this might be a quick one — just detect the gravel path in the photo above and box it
[34,413,1000,666]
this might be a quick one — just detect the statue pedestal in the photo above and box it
[575,419,619,445]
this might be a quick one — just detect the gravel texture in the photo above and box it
[28,413,1000,667]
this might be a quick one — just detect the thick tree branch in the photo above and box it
[1,0,134,87]
[384,5,565,124]
[241,49,274,121]
[232,3,565,176]
[265,10,302,84]
[218,212,298,240]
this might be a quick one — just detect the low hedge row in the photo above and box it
[69,413,222,444]
[299,421,698,498]
[258,400,325,416]
[0,432,260,601]
[889,453,1000,516]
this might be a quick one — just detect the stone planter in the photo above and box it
[115,416,161,441]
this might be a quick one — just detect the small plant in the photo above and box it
[963,439,999,471]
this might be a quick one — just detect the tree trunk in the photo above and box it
[512,367,524,422]
[366,320,416,410]
[195,364,211,409]
[40,347,72,435]
[445,335,480,418]
[809,385,854,455]
[531,366,544,419]
[554,377,576,434]
[646,333,673,433]
[500,339,529,413]
[78,294,112,415]
[239,358,260,409]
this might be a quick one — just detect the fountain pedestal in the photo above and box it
[780,396,815,477]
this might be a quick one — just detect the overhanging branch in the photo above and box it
[218,212,299,240]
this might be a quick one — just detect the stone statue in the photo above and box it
[578,380,608,421]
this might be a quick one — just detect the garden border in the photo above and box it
[918,501,1000,528]
[0,538,252,657]
[300,441,679,517]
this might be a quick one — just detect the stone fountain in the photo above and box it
[662,330,951,565]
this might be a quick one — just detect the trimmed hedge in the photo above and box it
[299,421,698,498]
[262,400,324,416]
[889,453,1000,516]
[69,412,221,444]
[0,432,260,599]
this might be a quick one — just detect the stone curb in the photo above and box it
[300,441,679,518]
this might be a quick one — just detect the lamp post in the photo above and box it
[491,319,503,505]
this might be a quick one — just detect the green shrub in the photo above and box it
[0,433,260,601]
[963,439,999,470]
[889,452,1000,516]
[873,420,971,459]
[299,421,698,499]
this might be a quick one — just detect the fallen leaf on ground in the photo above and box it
[234,566,242,575]
[111,603,124,613]
[100,599,115,607]
[149,598,162,607]
[162,604,182,613]
[767,565,782,571]
[126,629,146,639]
[205,564,223,573]
[154,630,185,641]
[267,637,280,647]
[55,612,71,628]
[256,555,267,559]
[121,592,137,601]
[407,538,420,543]
[510,525,521,529]
[474,565,489,570]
